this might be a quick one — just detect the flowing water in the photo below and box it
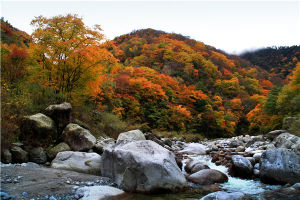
[119,155,299,200]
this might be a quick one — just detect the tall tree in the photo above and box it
[30,14,115,98]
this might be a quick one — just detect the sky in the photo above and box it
[1,0,300,54]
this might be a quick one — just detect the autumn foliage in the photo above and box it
[1,16,299,142]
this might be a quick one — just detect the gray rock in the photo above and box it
[260,148,300,184]
[63,123,96,151]
[245,136,264,148]
[179,143,207,155]
[253,152,262,162]
[246,157,256,165]
[184,159,209,174]
[229,140,244,148]
[29,147,47,164]
[11,146,29,163]
[20,113,57,146]
[254,169,260,176]
[161,138,173,147]
[101,140,186,192]
[200,191,245,200]
[44,102,72,133]
[76,186,124,200]
[266,130,287,140]
[94,136,115,154]
[235,146,245,152]
[117,129,146,142]
[51,151,101,175]
[187,169,228,185]
[254,163,260,170]
[1,149,12,164]
[231,155,253,178]
[273,133,300,155]
[47,142,71,160]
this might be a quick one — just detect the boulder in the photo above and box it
[253,152,262,162]
[187,169,228,185]
[47,142,71,160]
[266,130,287,140]
[200,191,245,200]
[1,149,12,164]
[116,129,146,142]
[229,140,244,148]
[76,186,124,200]
[51,151,101,175]
[260,148,300,184]
[63,123,96,151]
[179,143,207,155]
[184,159,209,174]
[94,136,115,154]
[10,146,28,163]
[231,155,253,178]
[44,102,72,133]
[101,140,186,192]
[29,147,47,164]
[20,113,57,146]
[273,133,300,155]
[235,146,245,152]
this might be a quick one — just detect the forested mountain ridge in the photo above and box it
[1,16,299,148]
[1,18,31,46]
[241,46,300,85]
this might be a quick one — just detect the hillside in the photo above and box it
[241,46,300,85]
[1,18,31,46]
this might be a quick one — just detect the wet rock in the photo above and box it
[253,152,262,162]
[229,140,244,148]
[185,159,209,174]
[179,143,207,155]
[231,155,253,178]
[47,142,71,160]
[245,135,264,148]
[20,113,57,146]
[51,151,101,175]
[76,186,124,200]
[273,133,300,155]
[260,148,300,184]
[101,140,186,192]
[44,102,72,133]
[117,129,146,142]
[187,169,228,185]
[254,169,260,176]
[63,123,96,151]
[10,146,28,163]
[235,146,245,152]
[94,136,115,154]
[245,157,255,165]
[1,149,12,164]
[190,163,210,174]
[161,138,173,147]
[29,147,47,164]
[200,191,245,200]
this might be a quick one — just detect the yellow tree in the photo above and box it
[30,14,114,98]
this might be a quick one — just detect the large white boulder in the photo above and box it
[101,140,187,192]
[76,186,124,200]
[51,151,101,175]
[260,148,300,184]
[117,129,146,142]
[179,143,207,155]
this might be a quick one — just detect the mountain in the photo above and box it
[241,46,300,85]
[1,18,31,46]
